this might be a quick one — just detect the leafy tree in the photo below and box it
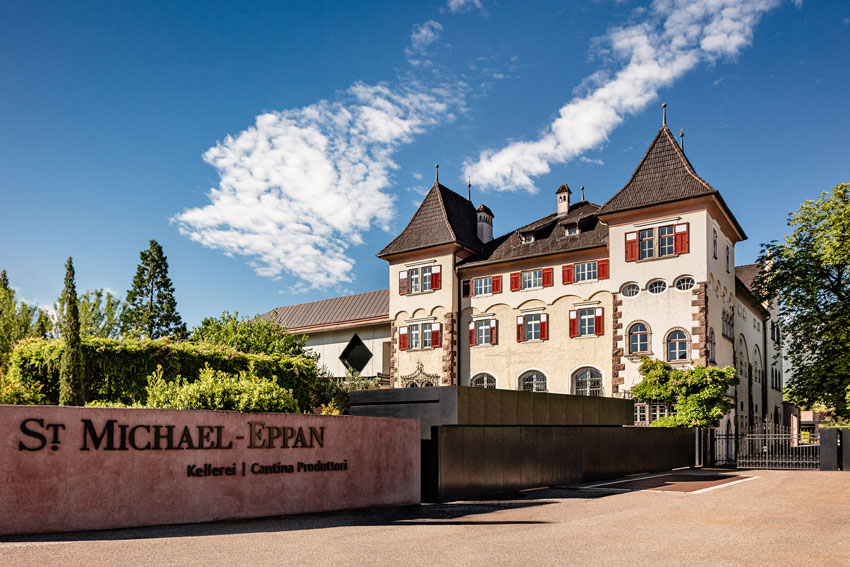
[59,257,85,405]
[191,310,306,356]
[632,357,738,428]
[54,289,122,338]
[121,240,186,339]
[0,269,51,371]
[753,183,850,418]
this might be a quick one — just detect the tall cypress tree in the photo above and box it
[59,257,85,405]
[121,240,186,339]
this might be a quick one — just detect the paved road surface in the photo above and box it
[2,469,848,566]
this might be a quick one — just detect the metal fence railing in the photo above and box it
[713,422,820,470]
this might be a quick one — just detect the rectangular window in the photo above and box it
[524,314,541,341]
[421,324,432,349]
[650,404,668,423]
[659,225,675,256]
[578,308,595,336]
[405,266,437,294]
[473,277,492,296]
[521,269,542,290]
[475,320,491,345]
[409,324,420,350]
[634,404,647,424]
[574,261,597,282]
[726,246,731,273]
[567,226,578,235]
[639,229,654,259]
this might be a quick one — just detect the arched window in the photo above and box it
[621,282,640,297]
[648,280,667,294]
[752,348,761,383]
[674,276,695,291]
[737,336,749,376]
[666,330,689,361]
[518,371,547,392]
[708,328,716,363]
[573,367,603,397]
[628,322,650,354]
[471,373,496,389]
[713,229,718,259]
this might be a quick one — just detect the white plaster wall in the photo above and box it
[460,291,613,395]
[619,282,699,392]
[302,323,391,378]
[389,250,459,381]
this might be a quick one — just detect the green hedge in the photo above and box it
[7,337,317,410]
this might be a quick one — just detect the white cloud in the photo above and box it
[174,82,462,290]
[447,0,484,14]
[406,20,443,63]
[463,0,781,192]
[579,157,604,166]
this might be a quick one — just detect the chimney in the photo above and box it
[477,204,494,244]
[556,184,572,215]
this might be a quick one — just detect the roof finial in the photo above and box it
[662,103,667,126]
[580,186,585,201]
[679,126,684,151]
[435,164,439,184]
[467,178,471,201]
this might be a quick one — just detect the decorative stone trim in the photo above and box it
[611,295,623,393]
[390,321,398,387]
[442,313,457,385]
[691,283,707,366]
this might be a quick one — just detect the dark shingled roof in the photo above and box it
[598,126,746,239]
[261,289,388,332]
[458,201,608,268]
[377,183,481,258]
[599,126,716,214]
[735,263,763,293]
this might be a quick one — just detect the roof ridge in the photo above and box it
[434,183,458,241]
[661,126,714,193]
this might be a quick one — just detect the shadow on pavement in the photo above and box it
[1,500,554,544]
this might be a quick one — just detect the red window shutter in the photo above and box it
[489,319,498,345]
[516,316,525,342]
[542,267,554,287]
[510,272,521,291]
[597,259,610,280]
[674,223,690,254]
[625,232,639,262]
[431,323,442,348]
[431,265,442,290]
[462,279,471,298]
[569,310,578,338]
[562,264,574,284]
[399,271,409,295]
[492,275,502,294]
[468,322,476,346]
[541,313,549,341]
[594,307,604,336]
[399,327,409,350]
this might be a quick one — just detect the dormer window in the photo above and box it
[522,234,534,244]
[567,226,578,235]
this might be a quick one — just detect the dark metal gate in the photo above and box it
[712,423,820,470]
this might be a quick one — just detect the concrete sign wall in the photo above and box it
[0,405,420,535]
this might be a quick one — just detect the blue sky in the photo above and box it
[1,0,848,327]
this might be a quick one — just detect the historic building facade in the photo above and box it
[266,121,785,431]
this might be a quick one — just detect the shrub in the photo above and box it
[7,336,317,409]
[144,365,298,412]
[0,368,45,405]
